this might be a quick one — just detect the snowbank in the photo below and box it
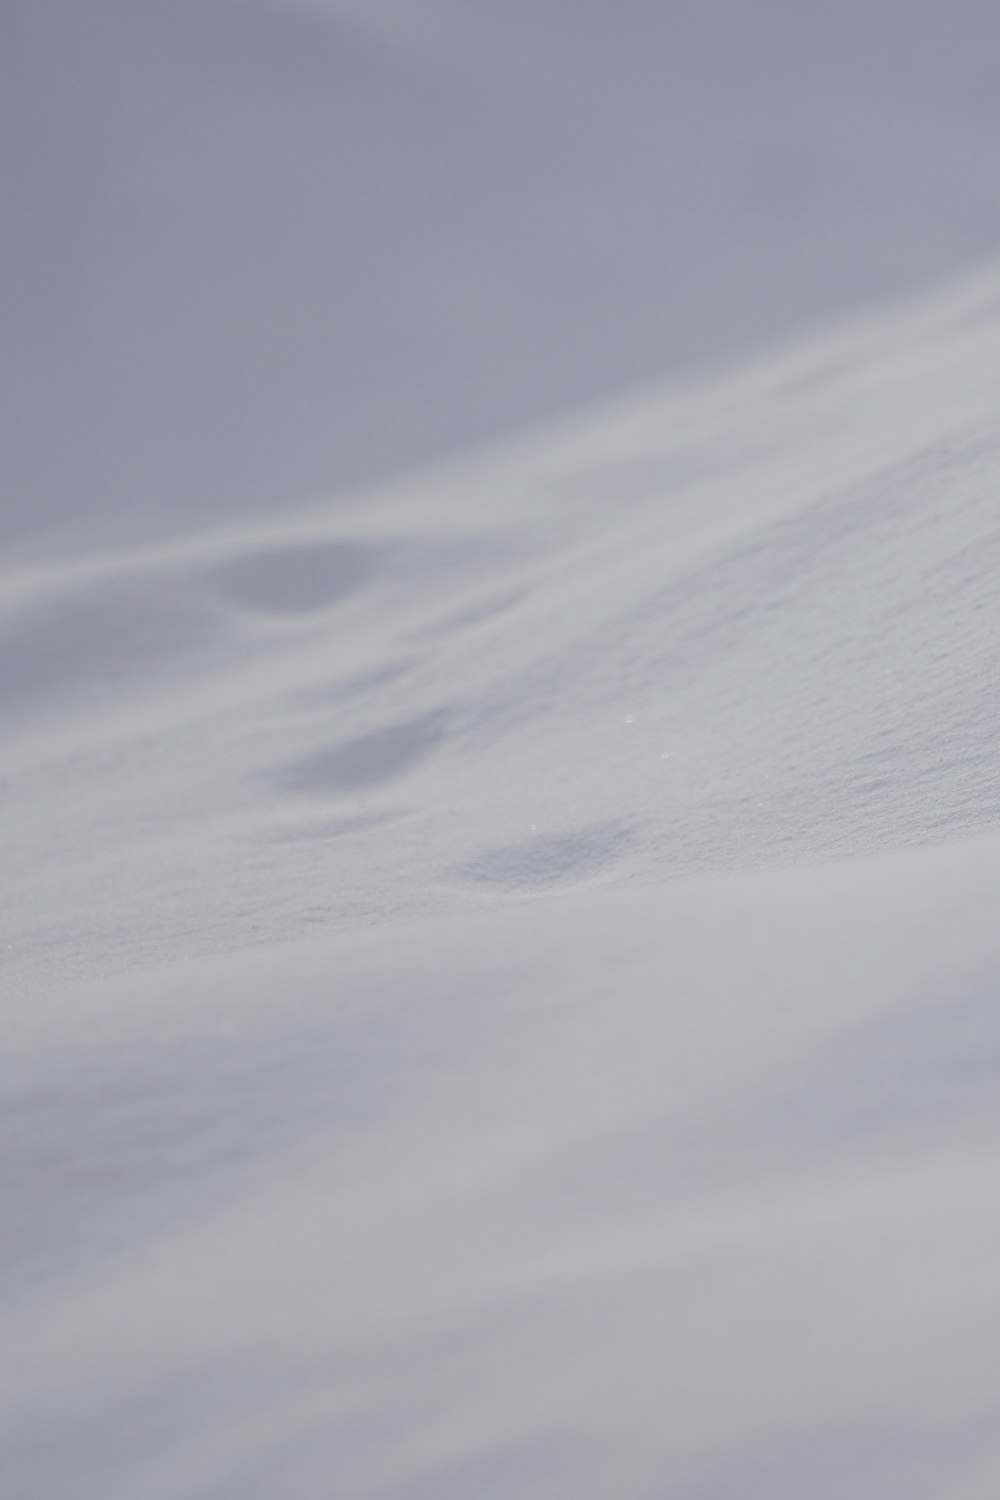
[4,261,1000,1495]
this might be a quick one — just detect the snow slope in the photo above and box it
[5,262,1000,1497]
[7,0,1000,550]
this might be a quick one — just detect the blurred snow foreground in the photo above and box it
[6,266,1000,1497]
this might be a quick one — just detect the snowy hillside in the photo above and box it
[7,0,1000,550]
[8,1,1000,1494]
[6,259,1000,1496]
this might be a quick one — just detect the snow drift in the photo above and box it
[5,259,1000,1496]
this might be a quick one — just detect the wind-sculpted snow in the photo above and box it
[5,267,1000,1496]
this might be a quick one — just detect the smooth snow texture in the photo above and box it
[4,261,1000,1497]
[7,0,1000,550]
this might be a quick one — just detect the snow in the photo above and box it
[9,0,1000,550]
[6,4,1000,1497]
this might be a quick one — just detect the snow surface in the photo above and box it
[8,0,1000,549]
[6,5,1000,1498]
[7,262,1000,1497]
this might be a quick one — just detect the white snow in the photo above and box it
[6,5,1000,1497]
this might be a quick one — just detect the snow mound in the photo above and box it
[5,266,1000,1497]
